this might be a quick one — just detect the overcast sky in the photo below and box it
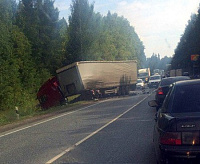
[54,0,200,58]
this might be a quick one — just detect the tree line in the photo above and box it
[146,53,172,74]
[0,0,145,112]
[171,4,200,76]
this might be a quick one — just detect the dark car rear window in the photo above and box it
[160,77,190,86]
[160,78,175,86]
[171,84,200,113]
[149,75,161,80]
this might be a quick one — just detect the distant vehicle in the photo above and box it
[153,69,165,77]
[160,70,165,77]
[170,69,182,77]
[169,69,176,77]
[153,69,160,75]
[183,72,189,76]
[138,68,150,83]
[149,79,200,164]
[155,76,190,110]
[148,75,161,88]
[136,79,144,90]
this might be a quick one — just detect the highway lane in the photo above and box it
[52,92,157,164]
[0,91,156,164]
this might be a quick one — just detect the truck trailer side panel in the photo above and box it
[78,61,137,90]
[56,61,137,97]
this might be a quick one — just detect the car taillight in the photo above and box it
[157,87,164,95]
[160,132,181,145]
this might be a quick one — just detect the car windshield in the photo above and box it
[149,76,161,80]
[171,84,200,113]
[138,73,148,77]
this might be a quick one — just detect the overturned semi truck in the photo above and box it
[37,60,137,109]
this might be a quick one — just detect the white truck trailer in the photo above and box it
[170,69,182,77]
[56,60,137,98]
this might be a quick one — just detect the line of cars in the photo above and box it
[148,74,162,88]
[148,75,200,163]
[136,74,162,91]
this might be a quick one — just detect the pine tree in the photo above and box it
[66,0,95,63]
[16,0,63,75]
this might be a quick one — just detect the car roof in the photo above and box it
[160,76,190,86]
[174,79,200,86]
[162,76,190,80]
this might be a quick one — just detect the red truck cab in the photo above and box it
[37,77,65,109]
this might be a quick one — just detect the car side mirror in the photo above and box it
[148,100,158,107]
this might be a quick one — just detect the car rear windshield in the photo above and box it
[160,77,190,86]
[171,84,200,113]
[149,76,161,80]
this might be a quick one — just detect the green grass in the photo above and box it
[0,94,90,126]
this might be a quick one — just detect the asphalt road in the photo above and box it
[0,90,157,164]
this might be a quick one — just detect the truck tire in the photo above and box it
[117,87,122,96]
[100,89,106,98]
[125,86,130,95]
[121,86,126,95]
[130,84,136,91]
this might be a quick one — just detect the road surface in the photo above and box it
[0,90,157,164]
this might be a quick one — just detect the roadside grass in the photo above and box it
[0,94,90,126]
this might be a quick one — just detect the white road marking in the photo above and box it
[132,119,152,122]
[0,94,148,138]
[46,95,149,164]
[0,101,106,138]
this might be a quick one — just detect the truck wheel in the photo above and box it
[125,86,130,95]
[100,89,106,98]
[121,86,126,95]
[117,87,122,96]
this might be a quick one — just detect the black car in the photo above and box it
[149,80,200,164]
[155,76,190,110]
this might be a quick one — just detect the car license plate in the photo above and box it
[182,132,199,145]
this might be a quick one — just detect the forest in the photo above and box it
[171,4,200,76]
[0,0,146,113]
[146,54,171,74]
